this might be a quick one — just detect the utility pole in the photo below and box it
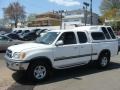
[90,0,93,25]
[55,10,65,29]
[83,2,89,26]
[83,6,86,26]
[60,11,63,29]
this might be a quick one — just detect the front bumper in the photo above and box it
[5,56,29,71]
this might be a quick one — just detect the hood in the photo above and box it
[8,42,50,52]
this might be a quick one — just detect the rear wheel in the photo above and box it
[97,53,110,69]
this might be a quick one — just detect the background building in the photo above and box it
[63,9,99,28]
[28,12,61,27]
[27,9,99,29]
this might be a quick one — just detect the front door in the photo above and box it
[53,32,80,68]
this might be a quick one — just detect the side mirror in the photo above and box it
[56,40,63,46]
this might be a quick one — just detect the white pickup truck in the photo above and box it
[5,26,118,81]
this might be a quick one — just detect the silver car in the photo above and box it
[0,35,25,51]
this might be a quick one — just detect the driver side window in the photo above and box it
[58,32,76,45]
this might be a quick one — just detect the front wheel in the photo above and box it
[27,61,51,82]
[97,53,110,69]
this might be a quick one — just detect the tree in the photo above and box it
[3,2,26,28]
[100,0,120,15]
[100,0,120,29]
[101,9,118,20]
[100,0,120,20]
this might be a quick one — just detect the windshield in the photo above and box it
[36,32,60,44]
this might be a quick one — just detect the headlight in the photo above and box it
[13,52,26,60]
[13,52,20,59]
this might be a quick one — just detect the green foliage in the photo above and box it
[100,0,120,29]
[100,0,120,14]
[100,0,120,19]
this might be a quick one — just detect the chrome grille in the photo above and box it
[6,49,12,58]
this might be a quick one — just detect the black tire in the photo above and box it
[27,61,51,82]
[97,53,110,69]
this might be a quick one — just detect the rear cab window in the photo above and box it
[107,27,116,39]
[91,32,105,40]
[101,27,111,39]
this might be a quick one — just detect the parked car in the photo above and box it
[36,29,48,36]
[0,35,25,51]
[6,33,20,40]
[13,30,22,34]
[20,31,38,41]
[32,29,41,33]
[19,30,30,40]
[0,31,7,35]
[20,29,47,41]
[5,26,118,81]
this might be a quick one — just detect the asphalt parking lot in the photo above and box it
[1,52,120,90]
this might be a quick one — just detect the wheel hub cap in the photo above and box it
[34,65,46,80]
[101,57,108,67]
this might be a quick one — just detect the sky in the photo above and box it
[0,0,102,18]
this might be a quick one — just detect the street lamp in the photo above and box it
[83,2,89,7]
[83,2,89,26]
